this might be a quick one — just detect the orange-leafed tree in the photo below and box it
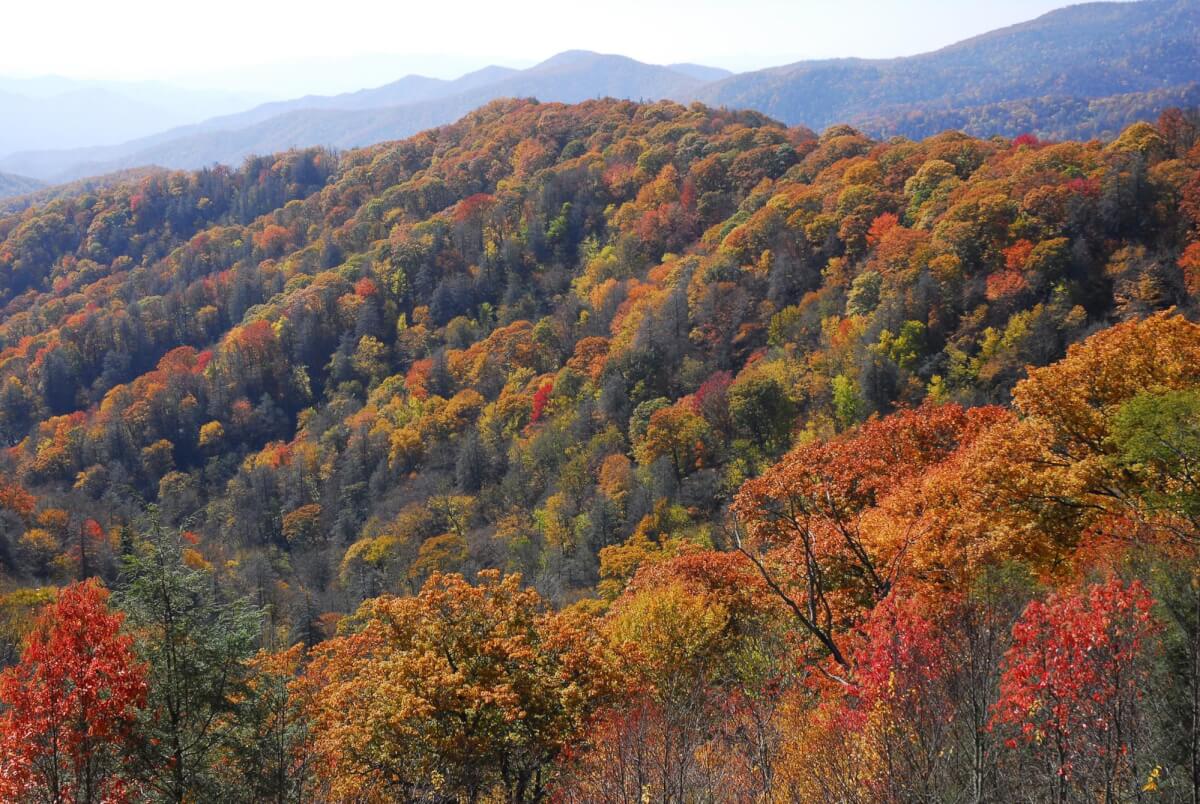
[299,570,613,803]
[732,402,998,668]
[633,402,712,480]
[0,580,147,803]
[973,312,1200,550]
[557,551,787,802]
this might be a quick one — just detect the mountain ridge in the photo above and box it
[0,78,268,159]
[0,51,715,183]
[2,0,1197,186]
[696,0,1200,129]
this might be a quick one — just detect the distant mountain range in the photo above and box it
[0,77,267,157]
[0,0,1196,190]
[695,0,1200,136]
[0,53,724,184]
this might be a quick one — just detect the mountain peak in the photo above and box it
[538,50,605,67]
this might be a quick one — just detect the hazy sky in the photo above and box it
[7,0,1085,95]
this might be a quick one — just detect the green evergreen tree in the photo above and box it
[116,513,262,802]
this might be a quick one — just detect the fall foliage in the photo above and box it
[0,580,145,803]
[0,99,1198,800]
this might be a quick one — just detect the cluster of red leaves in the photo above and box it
[0,580,147,802]
[530,380,554,424]
[850,592,951,724]
[991,579,1159,778]
[986,269,1030,302]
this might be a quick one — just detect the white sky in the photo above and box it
[5,0,1084,94]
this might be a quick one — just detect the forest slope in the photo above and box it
[0,171,43,200]
[0,98,1198,800]
[0,98,1196,608]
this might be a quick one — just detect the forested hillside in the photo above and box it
[1,98,1200,800]
[0,171,43,200]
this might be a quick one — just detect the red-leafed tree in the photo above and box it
[991,579,1160,803]
[0,580,147,803]
[825,592,960,803]
[853,591,952,719]
[530,380,553,424]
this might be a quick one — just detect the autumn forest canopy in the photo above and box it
[1,96,1200,801]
